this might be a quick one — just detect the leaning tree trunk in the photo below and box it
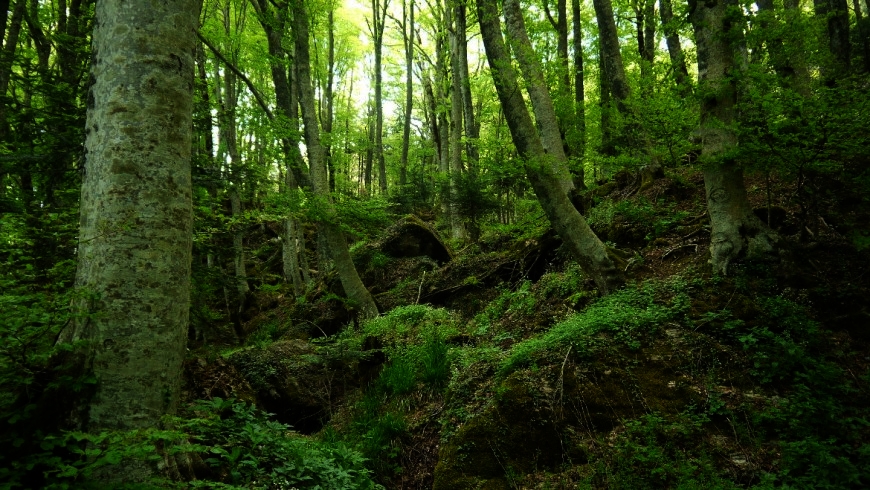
[57,0,200,481]
[504,0,575,195]
[690,0,777,274]
[293,0,378,319]
[478,0,623,294]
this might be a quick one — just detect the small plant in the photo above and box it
[182,398,382,489]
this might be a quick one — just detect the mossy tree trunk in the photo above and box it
[477,0,623,294]
[690,0,777,274]
[57,0,201,480]
[504,0,575,195]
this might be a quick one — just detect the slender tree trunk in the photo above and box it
[690,0,777,274]
[325,6,336,192]
[659,0,692,95]
[398,0,414,187]
[478,0,623,293]
[455,0,479,170]
[447,5,467,240]
[364,101,374,194]
[504,0,574,195]
[571,0,587,186]
[433,18,452,225]
[293,0,378,319]
[59,0,200,480]
[371,0,389,194]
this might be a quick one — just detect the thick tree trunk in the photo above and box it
[478,0,623,294]
[690,0,777,274]
[58,0,200,479]
[293,0,378,319]
[504,0,574,195]
[814,0,851,79]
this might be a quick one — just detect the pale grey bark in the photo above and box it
[59,0,200,479]
[478,0,623,293]
[370,0,389,194]
[690,0,777,274]
[447,5,467,240]
[293,0,378,319]
[503,0,574,195]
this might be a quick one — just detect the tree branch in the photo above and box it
[196,30,274,121]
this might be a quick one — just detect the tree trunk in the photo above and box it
[755,0,810,96]
[571,0,586,187]
[455,0,479,170]
[659,0,692,95]
[504,0,574,195]
[814,0,851,80]
[478,0,623,294]
[854,0,870,73]
[58,0,200,480]
[690,0,777,274]
[293,0,378,319]
[371,0,388,194]
[447,5,467,240]
[398,0,414,187]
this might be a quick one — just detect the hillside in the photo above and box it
[177,169,870,489]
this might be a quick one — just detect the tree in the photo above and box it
[571,0,587,180]
[292,0,379,319]
[56,0,201,480]
[368,0,390,194]
[689,0,777,274]
[477,0,623,294]
[659,0,692,95]
[504,0,575,195]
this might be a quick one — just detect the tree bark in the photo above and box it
[398,0,414,187]
[504,0,574,195]
[571,0,586,187]
[370,0,389,194]
[854,0,870,73]
[447,5,467,240]
[690,0,777,274]
[814,0,851,80]
[58,0,200,480]
[659,0,692,95]
[293,0,378,319]
[478,0,623,294]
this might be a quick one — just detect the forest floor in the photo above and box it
[184,168,870,489]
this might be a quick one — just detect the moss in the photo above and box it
[433,372,565,489]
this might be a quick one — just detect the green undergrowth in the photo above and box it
[325,305,459,479]
[500,278,691,375]
[4,398,381,490]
